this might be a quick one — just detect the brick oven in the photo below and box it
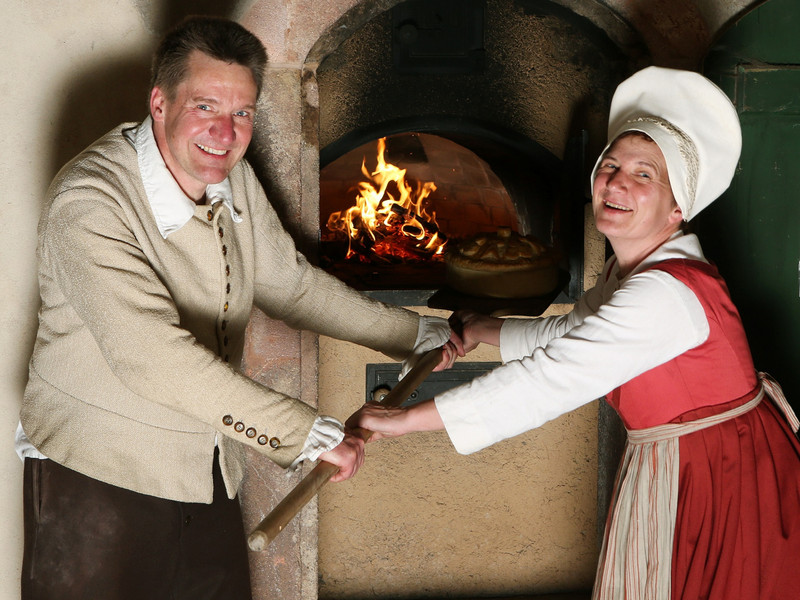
[235,1,642,599]
[313,0,629,308]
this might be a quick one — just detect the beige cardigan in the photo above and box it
[21,123,420,503]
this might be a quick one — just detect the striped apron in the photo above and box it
[592,373,799,600]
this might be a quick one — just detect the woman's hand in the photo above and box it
[448,310,503,353]
[346,399,445,442]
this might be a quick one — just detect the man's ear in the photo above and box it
[149,86,166,122]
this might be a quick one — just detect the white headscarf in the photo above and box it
[591,66,742,221]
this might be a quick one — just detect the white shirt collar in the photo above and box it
[124,116,241,239]
[635,231,707,274]
[608,232,708,285]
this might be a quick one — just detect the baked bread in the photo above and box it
[445,228,558,298]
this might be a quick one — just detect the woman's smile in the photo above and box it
[592,133,684,274]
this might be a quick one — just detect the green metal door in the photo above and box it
[699,0,800,405]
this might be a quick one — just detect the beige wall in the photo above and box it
[0,2,157,596]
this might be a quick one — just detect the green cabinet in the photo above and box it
[699,0,800,403]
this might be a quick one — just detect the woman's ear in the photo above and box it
[670,202,684,226]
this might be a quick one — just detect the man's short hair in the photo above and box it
[151,16,267,99]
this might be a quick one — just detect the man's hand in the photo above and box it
[318,431,365,482]
[434,340,461,371]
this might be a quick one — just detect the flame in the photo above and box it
[326,137,447,262]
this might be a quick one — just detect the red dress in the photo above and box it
[606,259,800,599]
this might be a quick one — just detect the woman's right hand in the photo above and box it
[347,399,445,442]
[448,310,503,354]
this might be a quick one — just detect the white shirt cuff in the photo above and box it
[289,415,345,470]
[498,318,535,363]
[399,315,450,379]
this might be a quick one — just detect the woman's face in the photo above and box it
[592,134,684,251]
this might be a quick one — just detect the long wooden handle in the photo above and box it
[247,347,444,551]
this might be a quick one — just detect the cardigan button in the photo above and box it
[222,245,227,256]
[207,210,213,221]
[269,437,281,449]
[245,427,256,438]
[222,415,234,426]
[257,435,268,446]
[234,421,245,433]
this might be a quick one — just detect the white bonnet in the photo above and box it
[591,66,742,221]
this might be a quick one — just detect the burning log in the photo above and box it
[325,137,448,264]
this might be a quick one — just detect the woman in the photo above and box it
[351,67,800,599]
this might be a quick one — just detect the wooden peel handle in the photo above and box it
[247,347,443,551]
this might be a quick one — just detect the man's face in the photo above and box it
[150,51,257,200]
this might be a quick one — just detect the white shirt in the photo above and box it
[435,232,711,455]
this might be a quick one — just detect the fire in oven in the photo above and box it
[319,129,581,316]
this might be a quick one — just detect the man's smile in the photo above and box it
[197,143,228,156]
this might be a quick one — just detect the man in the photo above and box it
[17,16,448,600]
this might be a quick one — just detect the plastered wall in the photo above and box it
[0,3,159,597]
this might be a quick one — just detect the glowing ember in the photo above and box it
[326,137,447,263]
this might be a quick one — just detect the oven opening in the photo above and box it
[319,125,582,314]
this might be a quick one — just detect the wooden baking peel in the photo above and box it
[247,346,444,550]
